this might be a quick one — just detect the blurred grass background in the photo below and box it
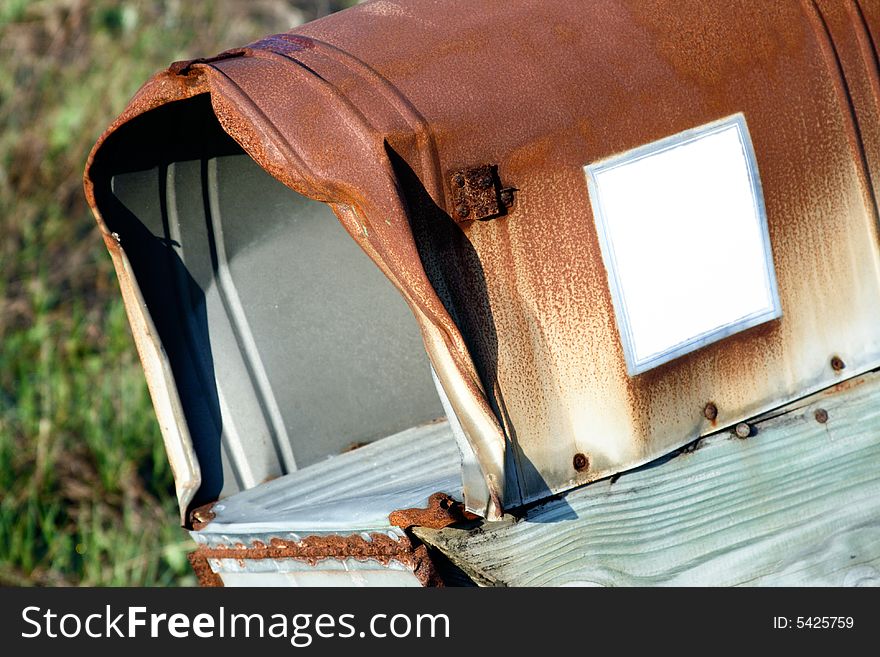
[0,0,353,586]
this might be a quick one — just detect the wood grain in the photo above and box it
[416,372,880,586]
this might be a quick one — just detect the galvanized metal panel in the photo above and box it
[415,371,880,586]
[217,567,422,587]
[196,419,461,534]
[189,420,462,586]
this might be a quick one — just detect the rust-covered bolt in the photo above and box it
[455,203,470,218]
[814,408,829,424]
[831,355,846,372]
[703,402,718,421]
[735,422,751,439]
[452,173,465,188]
[573,453,589,472]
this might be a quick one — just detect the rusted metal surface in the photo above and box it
[186,551,224,587]
[189,501,217,531]
[703,403,718,422]
[85,0,880,518]
[185,419,461,585]
[388,492,478,530]
[192,532,442,587]
[448,165,514,222]
[196,533,409,563]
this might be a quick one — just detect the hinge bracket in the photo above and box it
[448,165,515,223]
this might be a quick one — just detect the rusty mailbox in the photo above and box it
[85,0,880,586]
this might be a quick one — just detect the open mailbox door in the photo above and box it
[85,0,880,586]
[85,95,469,586]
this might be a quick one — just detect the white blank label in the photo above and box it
[585,114,780,375]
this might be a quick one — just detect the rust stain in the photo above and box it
[187,551,224,588]
[389,492,478,530]
[703,402,718,423]
[447,164,514,222]
[825,373,868,396]
[340,441,371,453]
[193,532,442,587]
[189,501,217,531]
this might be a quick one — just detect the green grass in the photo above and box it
[0,0,354,586]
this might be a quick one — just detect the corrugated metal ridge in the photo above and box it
[197,420,461,533]
[244,421,460,508]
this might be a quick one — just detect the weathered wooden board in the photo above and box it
[416,372,880,586]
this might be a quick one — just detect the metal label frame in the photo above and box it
[584,113,782,376]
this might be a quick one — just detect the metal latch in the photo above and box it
[448,165,515,223]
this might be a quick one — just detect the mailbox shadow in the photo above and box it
[387,145,575,521]
[89,97,237,511]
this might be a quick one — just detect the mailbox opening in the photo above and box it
[89,93,446,509]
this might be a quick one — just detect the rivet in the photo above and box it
[455,204,470,218]
[453,173,465,187]
[735,422,751,439]
[831,356,845,372]
[703,402,718,421]
[814,408,829,424]
[573,453,589,472]
[478,174,493,189]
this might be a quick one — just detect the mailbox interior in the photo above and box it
[90,94,445,506]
